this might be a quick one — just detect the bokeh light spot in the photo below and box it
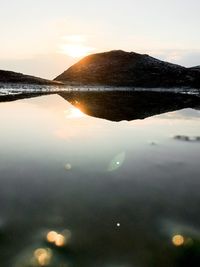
[55,234,66,247]
[34,248,52,266]
[172,234,185,246]
[47,231,58,243]
[64,163,72,171]
[46,229,71,247]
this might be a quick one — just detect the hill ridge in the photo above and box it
[55,50,200,88]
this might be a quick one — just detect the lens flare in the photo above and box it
[108,152,126,172]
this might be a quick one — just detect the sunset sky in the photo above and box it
[1,0,200,79]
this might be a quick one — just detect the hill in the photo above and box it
[0,70,62,85]
[54,50,200,88]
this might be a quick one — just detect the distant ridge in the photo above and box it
[55,50,200,88]
[0,70,62,85]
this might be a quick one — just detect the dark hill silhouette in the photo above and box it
[55,50,200,88]
[0,70,62,85]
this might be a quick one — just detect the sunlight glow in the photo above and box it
[60,44,94,58]
[62,35,86,43]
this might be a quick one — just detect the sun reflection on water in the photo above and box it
[64,107,85,119]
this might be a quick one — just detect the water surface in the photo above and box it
[0,95,200,267]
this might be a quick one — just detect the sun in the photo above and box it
[60,44,94,58]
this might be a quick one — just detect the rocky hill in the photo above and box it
[55,50,200,88]
[0,70,62,85]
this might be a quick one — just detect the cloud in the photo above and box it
[148,49,200,67]
[123,35,200,67]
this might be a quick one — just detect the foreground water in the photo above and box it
[0,94,200,267]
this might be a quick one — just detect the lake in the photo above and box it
[0,93,200,267]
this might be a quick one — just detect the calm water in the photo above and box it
[0,94,200,267]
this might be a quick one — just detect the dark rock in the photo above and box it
[54,50,200,88]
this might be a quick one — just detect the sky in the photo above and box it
[1,0,200,79]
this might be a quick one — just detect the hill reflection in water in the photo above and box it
[0,94,200,267]
[0,90,199,121]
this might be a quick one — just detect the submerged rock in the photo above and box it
[174,135,200,142]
